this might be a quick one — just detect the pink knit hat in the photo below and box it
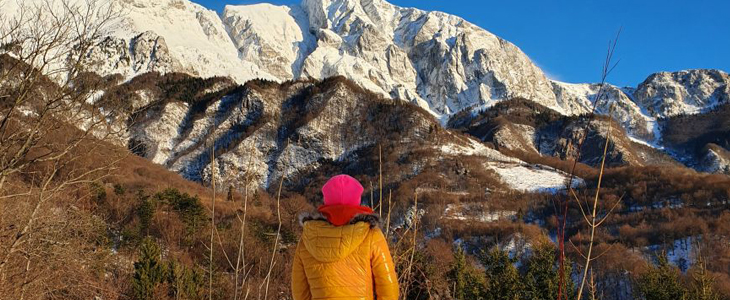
[322,175,364,207]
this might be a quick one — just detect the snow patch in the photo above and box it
[487,162,584,193]
[439,136,518,163]
[444,203,516,223]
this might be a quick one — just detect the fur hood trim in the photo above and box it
[299,211,381,228]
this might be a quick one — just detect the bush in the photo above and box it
[90,182,107,204]
[114,183,126,195]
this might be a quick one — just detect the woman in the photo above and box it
[292,174,399,300]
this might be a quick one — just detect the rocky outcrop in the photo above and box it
[222,4,315,80]
[550,69,730,146]
[698,144,730,175]
[551,81,658,142]
[634,69,730,117]
[82,31,183,78]
[450,98,653,168]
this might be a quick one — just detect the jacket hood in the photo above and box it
[299,212,380,262]
[317,204,374,226]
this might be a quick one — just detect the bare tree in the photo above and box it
[572,105,624,300]
[0,0,124,298]
[554,29,622,300]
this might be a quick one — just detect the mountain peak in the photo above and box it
[11,0,726,130]
[635,69,730,117]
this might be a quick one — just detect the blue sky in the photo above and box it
[194,0,729,87]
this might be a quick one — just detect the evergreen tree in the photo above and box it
[687,255,719,300]
[155,188,206,236]
[227,185,234,202]
[133,238,166,300]
[449,246,487,300]
[523,243,575,300]
[138,193,155,236]
[636,254,687,300]
[168,260,204,300]
[481,248,522,300]
[524,243,558,300]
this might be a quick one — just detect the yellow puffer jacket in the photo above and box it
[292,214,399,300]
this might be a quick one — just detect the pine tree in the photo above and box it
[450,246,469,300]
[524,243,558,300]
[449,246,487,300]
[156,188,206,236]
[636,254,687,300]
[133,237,166,300]
[481,248,522,300]
[227,185,234,202]
[137,192,155,236]
[168,260,204,300]
[687,254,719,300]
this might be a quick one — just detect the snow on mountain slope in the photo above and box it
[22,0,275,82]
[634,69,730,117]
[2,0,561,117]
[6,0,726,125]
[109,0,278,82]
[4,0,729,177]
[551,81,659,142]
[550,69,730,146]
[221,0,561,117]
[222,4,315,80]
[486,162,584,193]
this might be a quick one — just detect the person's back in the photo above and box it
[292,175,399,300]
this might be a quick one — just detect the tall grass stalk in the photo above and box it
[235,146,255,300]
[209,139,216,300]
[385,190,392,239]
[262,176,283,300]
[574,109,622,299]
[556,29,622,300]
[379,144,383,216]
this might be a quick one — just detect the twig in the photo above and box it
[576,108,614,299]
[557,28,622,300]
[209,138,215,300]
[262,175,284,300]
[379,144,383,216]
[385,190,392,239]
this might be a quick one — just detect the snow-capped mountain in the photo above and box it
[2,0,728,177]
[635,69,730,117]
[8,0,726,125]
[243,0,561,116]
[84,0,278,82]
[551,69,730,144]
[22,0,561,117]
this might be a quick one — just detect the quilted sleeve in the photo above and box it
[292,241,312,300]
[371,228,399,300]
